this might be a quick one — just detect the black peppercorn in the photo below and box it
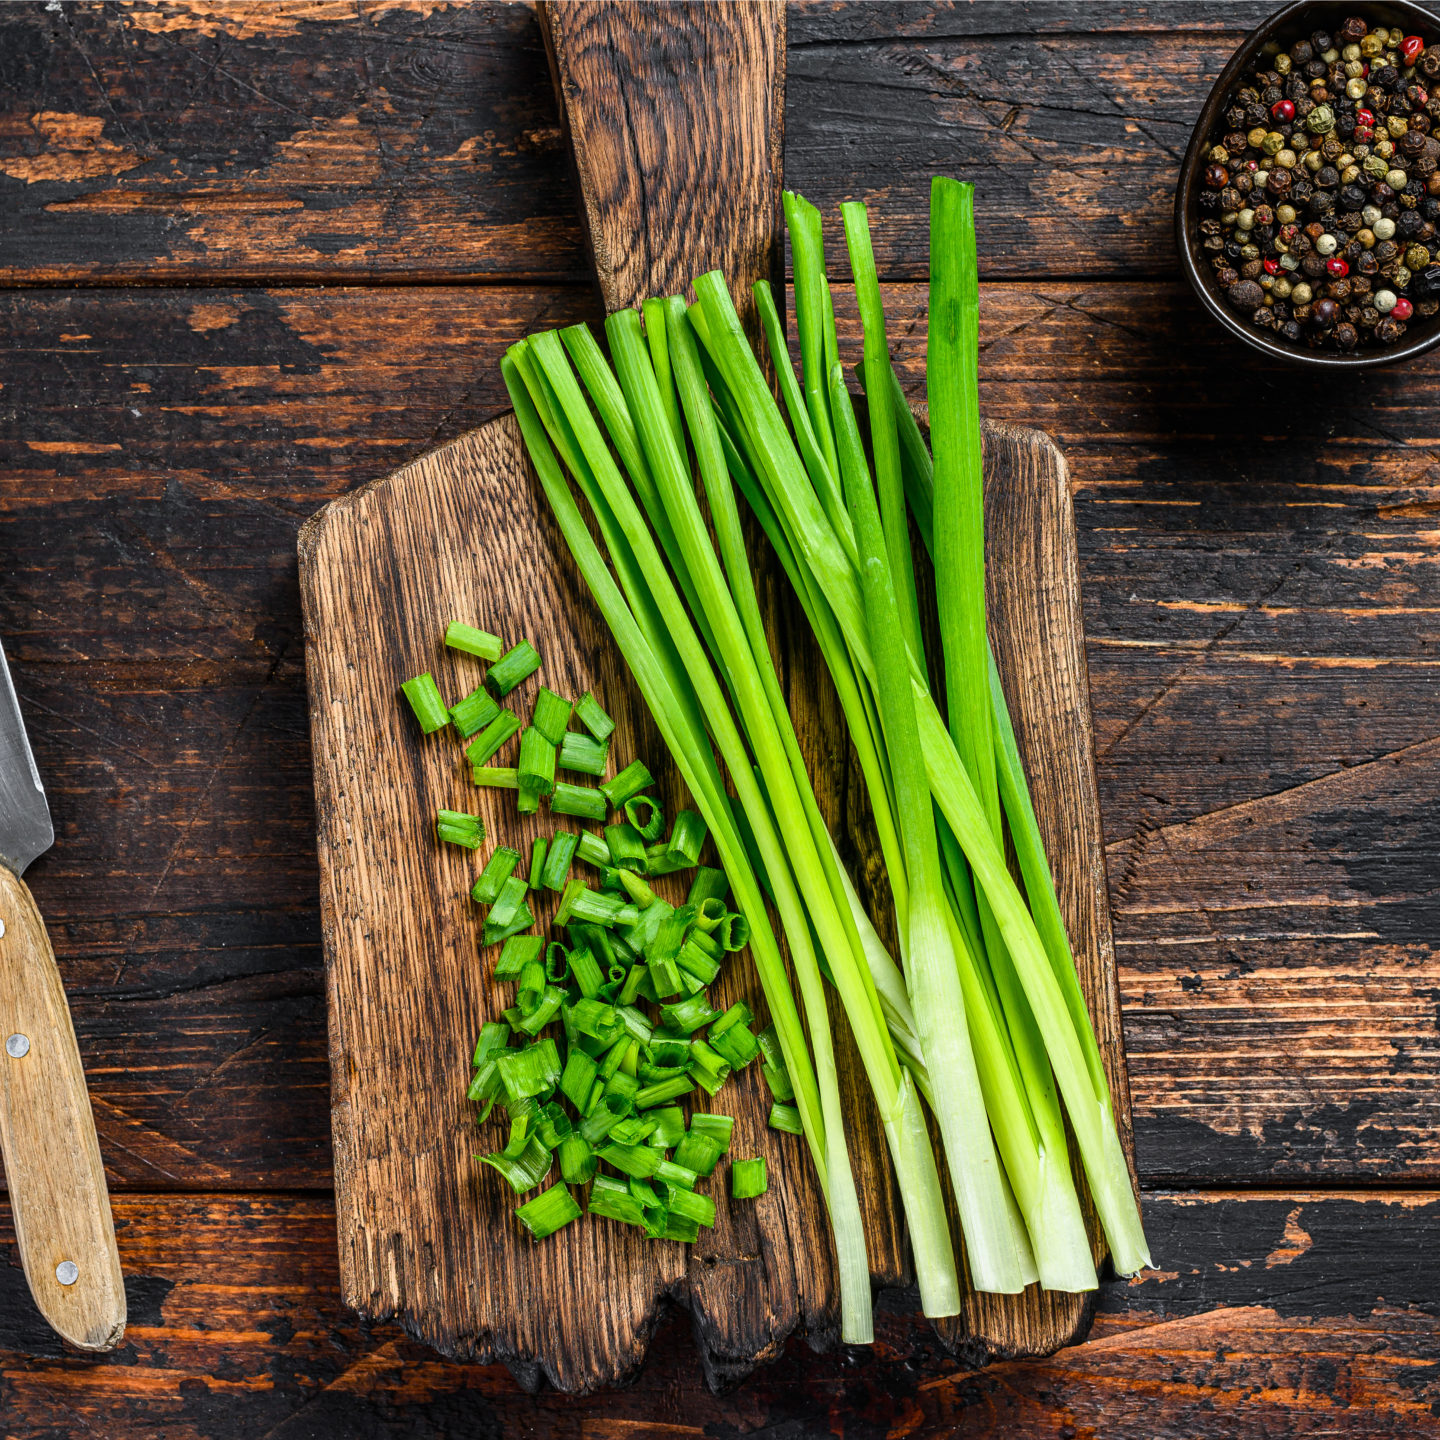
[1311,29,1332,51]
[1370,183,1396,206]
[1291,177,1315,203]
[1339,15,1366,41]
[1291,38,1313,63]
[1329,276,1353,301]
[1312,296,1340,327]
[1357,249,1380,274]
[1227,278,1265,310]
[1240,259,1264,278]
[1302,251,1329,277]
[1421,49,1440,80]
[1410,263,1440,297]
[1281,318,1306,342]
[1335,321,1359,347]
[1268,169,1293,195]
[1205,164,1229,189]
[1216,266,1240,288]
[1376,315,1406,342]
[1226,104,1248,129]
[1251,305,1276,328]
[1374,239,1399,263]
[1340,183,1368,210]
[1374,66,1400,89]
[1233,172,1254,195]
[1359,303,1380,327]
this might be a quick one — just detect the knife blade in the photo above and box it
[0,638,125,1350]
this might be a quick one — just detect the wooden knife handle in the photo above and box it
[537,0,785,326]
[0,865,124,1351]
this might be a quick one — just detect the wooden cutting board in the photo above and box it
[297,0,1138,1395]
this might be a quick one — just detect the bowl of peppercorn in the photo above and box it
[1178,1,1440,365]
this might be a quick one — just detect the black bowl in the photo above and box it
[1176,0,1440,368]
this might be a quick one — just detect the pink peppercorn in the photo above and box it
[1272,99,1295,121]
[1327,256,1350,277]
[1392,297,1414,320]
[1402,35,1425,65]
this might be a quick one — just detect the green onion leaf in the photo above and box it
[486,640,541,696]
[472,847,522,905]
[767,1103,804,1136]
[449,685,502,738]
[552,782,607,822]
[445,621,504,662]
[531,686,573,745]
[559,731,609,776]
[465,710,520,766]
[471,765,519,789]
[731,1157,768,1199]
[574,691,615,741]
[400,673,449,734]
[600,759,653,809]
[622,794,664,843]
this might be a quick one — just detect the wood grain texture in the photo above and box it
[0,3,1281,287]
[2,1190,1438,1437]
[539,0,784,324]
[298,391,1131,1387]
[0,866,124,1350]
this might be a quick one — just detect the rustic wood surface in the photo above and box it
[1,0,1437,1432]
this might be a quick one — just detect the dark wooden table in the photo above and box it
[1,2,1437,1434]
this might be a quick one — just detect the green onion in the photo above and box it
[731,1157,768,1199]
[515,788,540,817]
[532,687,573,745]
[690,1112,733,1150]
[558,1133,597,1184]
[495,934,542,979]
[450,685,502,738]
[587,1173,646,1227]
[539,831,578,891]
[666,810,707,867]
[552,782,607,822]
[471,765,519,789]
[767,1103,804,1136]
[545,942,570,985]
[634,1074,695,1108]
[480,1136,552,1193]
[671,1130,723,1178]
[559,731,609,776]
[436,808,484,850]
[575,831,612,868]
[472,847,521,905]
[489,875,531,930]
[528,837,547,889]
[400,673,449,733]
[665,1184,715,1228]
[517,726,557,796]
[685,866,727,908]
[622,794,663,843]
[486,640,541,696]
[574,691,615,740]
[600,759,653,809]
[445,621,504,662]
[604,823,646,873]
[466,710,519,766]
[646,1106,687,1149]
[484,903,534,948]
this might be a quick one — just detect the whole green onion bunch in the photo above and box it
[502,178,1150,1342]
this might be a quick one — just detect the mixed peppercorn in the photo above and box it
[1199,16,1440,350]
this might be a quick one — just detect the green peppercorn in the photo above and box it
[1307,103,1336,133]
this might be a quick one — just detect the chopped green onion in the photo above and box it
[643,843,690,877]
[497,1039,561,1101]
[466,710,519,765]
[544,941,570,985]
[450,685,502,738]
[540,831,578,891]
[515,1182,581,1240]
[400,673,449,733]
[666,810,707,867]
[517,726,557,796]
[436,808,484,850]
[528,837,547,888]
[623,794,664,843]
[445,621,504,662]
[574,691,616,741]
[471,765,519,789]
[690,1112,733,1151]
[676,939,720,986]
[576,831,612,868]
[559,731,609,776]
[731,1157,767,1199]
[710,1020,760,1069]
[515,984,565,1035]
[479,1136,552,1193]
[556,879,639,929]
[685,866,728,908]
[662,1213,701,1243]
[515,787,540,816]
[635,1074,695,1108]
[532,687,573,745]
[716,912,750,952]
[600,759,653,809]
[495,934,543,979]
[558,1133,597,1184]
[559,1048,598,1110]
[598,1142,661,1179]
[604,822,647,872]
[488,875,530,929]
[552,782,607,821]
[768,1103,804,1136]
[647,1107,687,1149]
[483,901,534,948]
[472,846,522,905]
[568,946,604,999]
[470,1020,511,1068]
[665,1183,715,1228]
[486,640,542,696]
[688,1039,731,1096]
[588,1173,646,1227]
[660,994,720,1036]
[672,1130,723,1179]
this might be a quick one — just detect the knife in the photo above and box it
[0,639,124,1350]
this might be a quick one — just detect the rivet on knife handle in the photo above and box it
[0,867,125,1350]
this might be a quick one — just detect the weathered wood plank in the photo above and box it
[0,2,1264,284]
[3,280,1437,1187]
[1,1191,1436,1437]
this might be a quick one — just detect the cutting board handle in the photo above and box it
[0,865,125,1351]
[537,0,785,327]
